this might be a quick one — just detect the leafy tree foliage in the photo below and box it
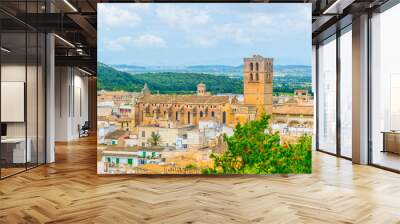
[203,114,312,174]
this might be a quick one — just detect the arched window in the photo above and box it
[255,63,259,71]
[249,62,253,71]
[255,73,259,81]
[175,111,178,121]
[211,111,215,118]
[187,112,191,124]
[250,73,253,81]
[200,111,204,118]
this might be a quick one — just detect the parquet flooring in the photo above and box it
[0,136,400,223]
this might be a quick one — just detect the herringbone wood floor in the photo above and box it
[1,136,400,224]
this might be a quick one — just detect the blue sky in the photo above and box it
[98,3,311,66]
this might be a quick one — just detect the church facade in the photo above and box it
[134,55,273,128]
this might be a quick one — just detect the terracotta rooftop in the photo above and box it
[273,105,313,116]
[105,130,129,139]
[139,94,231,104]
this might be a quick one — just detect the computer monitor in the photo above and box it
[1,123,7,137]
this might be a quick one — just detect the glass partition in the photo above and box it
[1,31,28,177]
[0,2,46,179]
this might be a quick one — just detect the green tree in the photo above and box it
[202,114,312,174]
[148,132,162,146]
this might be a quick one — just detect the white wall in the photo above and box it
[55,66,89,141]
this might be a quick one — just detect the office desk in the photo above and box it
[1,138,31,163]
[382,131,400,154]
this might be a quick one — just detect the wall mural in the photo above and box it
[97,3,313,175]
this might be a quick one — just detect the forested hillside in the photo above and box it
[98,62,243,94]
[98,62,312,95]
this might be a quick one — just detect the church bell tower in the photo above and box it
[243,55,273,115]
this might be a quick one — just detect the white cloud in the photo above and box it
[156,5,211,31]
[101,4,310,50]
[106,36,132,51]
[106,34,166,51]
[98,4,141,28]
[132,34,167,48]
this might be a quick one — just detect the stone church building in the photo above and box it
[134,55,273,128]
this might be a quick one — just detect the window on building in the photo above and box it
[211,111,215,118]
[142,131,145,137]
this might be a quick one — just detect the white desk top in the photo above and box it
[1,138,27,143]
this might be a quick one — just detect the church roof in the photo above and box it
[273,105,313,116]
[139,94,231,104]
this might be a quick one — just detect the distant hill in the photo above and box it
[186,65,243,73]
[97,62,145,92]
[98,62,243,94]
[98,62,312,95]
[110,64,311,78]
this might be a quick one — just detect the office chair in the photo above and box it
[79,121,90,138]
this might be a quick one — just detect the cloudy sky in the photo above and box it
[98,3,311,66]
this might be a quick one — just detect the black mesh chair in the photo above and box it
[79,121,90,138]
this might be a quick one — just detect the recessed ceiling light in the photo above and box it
[78,67,92,76]
[1,47,11,53]
[63,0,78,12]
[54,34,75,48]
